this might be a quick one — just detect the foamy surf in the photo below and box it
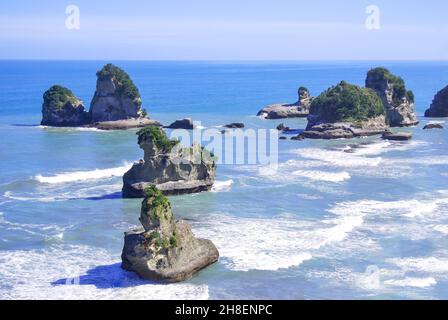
[384,277,437,288]
[211,180,233,192]
[34,163,132,184]
[292,170,350,182]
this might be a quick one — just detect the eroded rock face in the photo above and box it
[121,186,219,282]
[90,64,145,123]
[425,86,448,118]
[257,87,313,119]
[122,126,216,197]
[366,67,418,127]
[41,85,90,126]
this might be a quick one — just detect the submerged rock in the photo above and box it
[223,122,245,129]
[41,85,90,126]
[122,126,216,197]
[423,123,444,130]
[90,64,146,123]
[382,131,413,141]
[121,186,219,282]
[165,118,195,130]
[425,85,448,118]
[303,81,388,139]
[257,87,313,119]
[366,67,418,127]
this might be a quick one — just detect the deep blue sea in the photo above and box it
[0,61,448,299]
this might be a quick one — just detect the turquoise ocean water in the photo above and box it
[0,61,448,299]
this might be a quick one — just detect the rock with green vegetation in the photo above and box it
[122,126,217,197]
[41,85,90,126]
[303,81,388,139]
[90,63,146,122]
[425,85,448,118]
[366,67,418,127]
[121,186,219,282]
[257,86,313,119]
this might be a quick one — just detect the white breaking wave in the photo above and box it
[293,148,382,168]
[384,277,437,288]
[38,126,108,132]
[0,245,208,300]
[388,257,448,274]
[292,170,350,182]
[34,163,132,184]
[211,180,233,192]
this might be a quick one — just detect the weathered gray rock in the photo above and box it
[258,87,313,119]
[382,131,413,141]
[223,123,245,129]
[121,186,219,282]
[41,85,90,127]
[423,123,444,130]
[165,118,194,130]
[90,64,145,123]
[425,85,448,118]
[122,126,216,198]
[366,67,418,127]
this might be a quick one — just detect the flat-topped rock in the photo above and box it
[122,126,216,198]
[223,122,245,129]
[425,85,448,118]
[382,131,413,141]
[258,87,313,119]
[165,118,195,130]
[121,186,219,282]
[92,118,161,130]
[423,123,444,130]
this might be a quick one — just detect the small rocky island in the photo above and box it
[365,67,418,127]
[425,85,448,118]
[41,64,160,130]
[122,126,216,198]
[121,186,219,282]
[302,81,388,139]
[257,87,313,119]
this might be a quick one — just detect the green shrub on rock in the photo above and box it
[43,85,79,109]
[136,126,179,151]
[96,63,141,104]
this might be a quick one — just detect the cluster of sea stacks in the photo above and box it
[261,67,447,140]
[41,64,159,130]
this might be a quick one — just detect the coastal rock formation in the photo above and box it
[41,85,90,126]
[122,126,216,198]
[165,118,195,130]
[303,81,388,139]
[121,186,219,282]
[425,85,448,117]
[423,123,444,130]
[223,122,245,129]
[90,64,145,123]
[382,131,413,141]
[257,87,313,119]
[366,67,418,127]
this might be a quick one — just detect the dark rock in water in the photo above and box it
[90,64,146,123]
[291,134,305,141]
[223,123,245,129]
[382,131,412,141]
[366,67,418,127]
[92,118,162,130]
[258,87,313,119]
[304,81,388,139]
[41,85,90,126]
[425,85,448,118]
[423,123,444,130]
[279,136,287,140]
[276,123,287,131]
[121,186,219,282]
[122,126,216,198]
[165,118,195,130]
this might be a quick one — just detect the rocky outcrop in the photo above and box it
[257,87,313,119]
[165,118,195,130]
[41,85,90,126]
[366,67,418,127]
[223,123,245,129]
[122,126,216,198]
[121,186,219,282]
[92,118,161,130]
[382,131,412,141]
[90,64,145,123]
[425,85,448,118]
[423,123,443,130]
[303,81,388,139]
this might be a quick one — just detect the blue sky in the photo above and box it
[0,0,447,60]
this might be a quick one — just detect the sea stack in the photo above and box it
[257,87,313,119]
[425,85,448,118]
[366,67,419,127]
[121,186,219,282]
[122,126,216,197]
[41,85,90,126]
[302,81,388,139]
[90,64,145,122]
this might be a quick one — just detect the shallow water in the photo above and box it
[0,61,447,299]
